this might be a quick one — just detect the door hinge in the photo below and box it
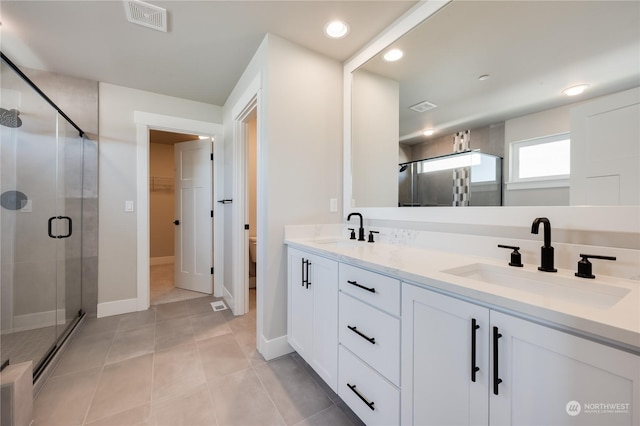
[211,267,214,275]
[244,224,250,230]
[210,153,213,161]
[210,210,213,218]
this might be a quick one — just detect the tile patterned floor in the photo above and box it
[34,291,364,426]
[150,263,208,306]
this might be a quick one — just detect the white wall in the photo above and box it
[351,69,399,207]
[98,83,222,305]
[264,34,343,340]
[570,87,640,206]
[504,104,573,206]
[223,34,343,344]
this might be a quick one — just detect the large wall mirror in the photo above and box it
[348,0,640,210]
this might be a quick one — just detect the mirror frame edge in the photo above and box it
[342,0,640,234]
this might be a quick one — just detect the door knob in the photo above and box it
[173,220,180,225]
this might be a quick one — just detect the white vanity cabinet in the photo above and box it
[287,247,339,391]
[338,264,401,425]
[401,284,490,425]
[402,282,640,426]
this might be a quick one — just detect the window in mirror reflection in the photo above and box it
[511,133,570,183]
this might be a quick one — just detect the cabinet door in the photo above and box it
[310,254,339,391]
[287,248,313,359]
[490,311,640,426]
[402,283,490,426]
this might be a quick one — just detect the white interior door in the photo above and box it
[174,139,212,294]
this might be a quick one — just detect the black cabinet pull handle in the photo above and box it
[301,259,311,289]
[493,326,503,395]
[347,383,375,411]
[58,216,72,238]
[471,318,480,382]
[346,280,375,293]
[301,259,307,287]
[347,325,376,344]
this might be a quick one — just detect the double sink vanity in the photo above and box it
[285,223,639,425]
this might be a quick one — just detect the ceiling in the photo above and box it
[358,0,640,144]
[0,0,416,106]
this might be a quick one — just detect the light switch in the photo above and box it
[125,200,134,212]
[330,198,338,212]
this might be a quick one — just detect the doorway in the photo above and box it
[149,130,213,305]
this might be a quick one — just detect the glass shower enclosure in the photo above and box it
[399,151,503,207]
[0,53,93,381]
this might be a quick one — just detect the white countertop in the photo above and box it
[285,236,640,353]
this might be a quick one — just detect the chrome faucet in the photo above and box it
[347,212,366,241]
[531,217,557,272]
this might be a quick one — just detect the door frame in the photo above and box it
[229,73,264,343]
[134,111,223,311]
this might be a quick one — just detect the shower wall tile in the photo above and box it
[22,67,98,137]
[13,260,57,317]
[82,256,99,318]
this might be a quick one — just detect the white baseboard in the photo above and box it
[150,256,174,266]
[259,334,293,361]
[223,287,235,314]
[97,298,139,318]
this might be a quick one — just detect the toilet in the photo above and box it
[249,236,257,288]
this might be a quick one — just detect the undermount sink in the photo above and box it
[442,263,631,309]
[313,238,366,248]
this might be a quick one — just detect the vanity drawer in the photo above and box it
[339,263,400,315]
[339,293,400,385]
[339,345,400,426]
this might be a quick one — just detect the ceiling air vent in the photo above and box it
[124,0,167,32]
[409,100,437,113]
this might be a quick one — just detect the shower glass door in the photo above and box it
[55,117,83,342]
[0,58,83,377]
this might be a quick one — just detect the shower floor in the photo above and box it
[2,326,55,367]
[1,319,74,372]
[150,263,207,305]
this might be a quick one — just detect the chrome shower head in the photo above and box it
[0,108,22,128]
[399,164,408,173]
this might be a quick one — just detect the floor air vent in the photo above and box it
[124,0,167,32]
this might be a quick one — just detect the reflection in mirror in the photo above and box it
[351,0,640,208]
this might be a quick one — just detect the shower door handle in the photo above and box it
[48,216,72,238]
[48,216,56,238]
[58,216,72,238]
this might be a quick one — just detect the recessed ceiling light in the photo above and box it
[562,84,589,96]
[423,129,435,136]
[383,49,404,62]
[324,20,350,39]
[478,74,491,81]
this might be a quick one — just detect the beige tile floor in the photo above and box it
[150,263,209,306]
[34,289,364,426]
